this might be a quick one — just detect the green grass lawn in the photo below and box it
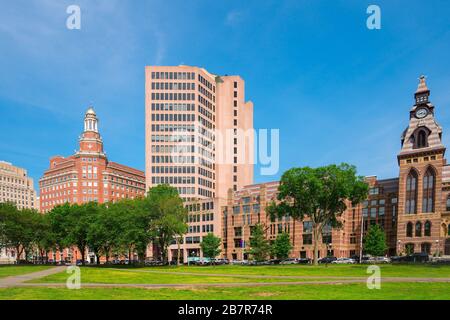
[30,267,339,284]
[1,282,449,300]
[138,264,450,278]
[0,265,51,279]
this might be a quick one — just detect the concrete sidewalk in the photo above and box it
[0,266,66,288]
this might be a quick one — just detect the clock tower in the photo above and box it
[396,76,446,255]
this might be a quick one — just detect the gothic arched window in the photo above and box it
[405,170,418,214]
[417,130,427,148]
[422,168,435,213]
[424,221,431,236]
[406,222,413,237]
[415,221,422,237]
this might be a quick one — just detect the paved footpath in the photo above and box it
[0,266,66,288]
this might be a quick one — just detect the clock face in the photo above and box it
[415,108,428,119]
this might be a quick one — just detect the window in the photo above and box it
[415,221,422,237]
[406,222,413,237]
[421,243,431,254]
[303,234,312,245]
[446,196,450,211]
[417,130,427,148]
[422,168,435,213]
[405,170,418,214]
[424,221,431,236]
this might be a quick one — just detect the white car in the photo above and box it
[331,258,356,264]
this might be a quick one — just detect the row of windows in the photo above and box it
[0,176,31,186]
[152,176,195,185]
[151,82,195,90]
[151,155,196,164]
[187,201,214,212]
[151,145,195,154]
[151,71,195,80]
[151,113,195,122]
[198,74,215,92]
[406,221,432,237]
[151,124,196,132]
[152,166,195,174]
[151,134,195,143]
[151,103,195,112]
[198,94,214,112]
[405,168,435,214]
[151,92,195,101]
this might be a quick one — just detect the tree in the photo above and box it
[0,204,40,263]
[48,203,91,265]
[247,224,271,262]
[267,164,368,265]
[363,224,387,256]
[272,232,292,260]
[117,198,153,264]
[200,233,222,263]
[145,185,187,264]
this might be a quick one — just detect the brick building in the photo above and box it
[219,77,450,259]
[39,107,146,263]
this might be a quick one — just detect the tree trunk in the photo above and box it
[96,253,100,265]
[177,237,181,266]
[313,225,320,266]
[80,246,86,266]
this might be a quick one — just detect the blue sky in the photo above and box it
[1,0,450,192]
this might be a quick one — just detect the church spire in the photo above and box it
[415,75,430,105]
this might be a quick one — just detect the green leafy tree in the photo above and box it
[48,203,92,265]
[117,198,153,264]
[0,204,40,263]
[272,232,292,260]
[200,233,222,263]
[267,164,368,265]
[363,224,387,256]
[145,185,188,264]
[248,224,271,262]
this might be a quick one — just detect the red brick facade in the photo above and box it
[39,107,146,263]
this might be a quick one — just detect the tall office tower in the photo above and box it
[0,161,38,210]
[145,66,254,201]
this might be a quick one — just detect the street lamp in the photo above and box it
[397,240,402,255]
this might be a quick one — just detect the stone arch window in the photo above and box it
[415,221,422,237]
[446,196,450,211]
[412,127,430,149]
[405,170,418,214]
[422,167,435,213]
[406,222,413,237]
[424,221,432,237]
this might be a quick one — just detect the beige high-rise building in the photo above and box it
[145,66,254,262]
[0,161,38,210]
[145,66,254,200]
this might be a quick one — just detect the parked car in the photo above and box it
[297,258,311,264]
[332,257,356,264]
[268,259,282,265]
[318,256,337,264]
[391,253,429,263]
[280,258,298,265]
